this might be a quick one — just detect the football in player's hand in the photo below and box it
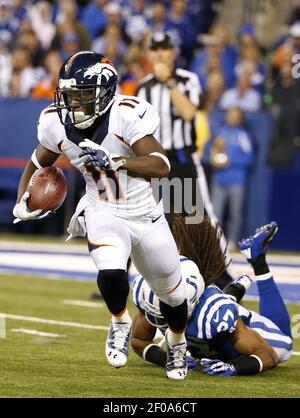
[27,166,67,212]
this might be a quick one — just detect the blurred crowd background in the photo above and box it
[1,0,300,251]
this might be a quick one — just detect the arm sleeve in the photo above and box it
[122,100,160,147]
[229,355,262,375]
[37,109,62,155]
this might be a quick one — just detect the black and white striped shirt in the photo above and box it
[136,68,201,151]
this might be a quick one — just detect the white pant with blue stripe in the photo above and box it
[249,311,293,362]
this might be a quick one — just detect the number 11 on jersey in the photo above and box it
[88,167,125,202]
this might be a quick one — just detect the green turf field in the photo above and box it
[0,273,299,398]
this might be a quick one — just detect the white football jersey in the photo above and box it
[37,95,164,219]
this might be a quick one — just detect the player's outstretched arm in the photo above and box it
[201,319,279,377]
[13,144,60,222]
[131,313,167,367]
[229,319,279,373]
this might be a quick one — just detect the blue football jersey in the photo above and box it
[186,285,240,340]
[133,267,293,363]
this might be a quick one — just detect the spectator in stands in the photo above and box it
[124,0,151,43]
[119,46,149,95]
[202,70,225,112]
[16,18,32,37]
[103,1,126,30]
[91,22,127,63]
[195,42,223,90]
[15,27,44,66]
[54,0,90,51]
[55,0,74,24]
[211,25,237,88]
[28,1,55,50]
[12,0,27,21]
[272,43,294,78]
[148,1,167,33]
[219,71,262,112]
[8,46,44,97]
[31,50,62,100]
[211,107,254,248]
[289,21,300,54]
[235,44,266,95]
[187,0,222,34]
[0,37,10,97]
[272,22,300,76]
[237,23,259,51]
[59,30,81,61]
[80,0,108,39]
[268,59,300,166]
[0,0,19,48]
[165,0,196,66]
[103,34,125,73]
[190,25,237,89]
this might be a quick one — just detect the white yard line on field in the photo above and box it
[0,313,109,331]
[62,300,105,308]
[2,312,300,358]
[0,240,87,253]
[0,252,97,273]
[11,328,66,338]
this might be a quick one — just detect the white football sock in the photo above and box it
[112,309,131,324]
[255,272,272,281]
[166,329,186,345]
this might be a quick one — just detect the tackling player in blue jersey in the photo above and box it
[131,218,293,376]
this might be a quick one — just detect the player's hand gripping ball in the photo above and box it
[13,166,67,224]
[27,166,67,212]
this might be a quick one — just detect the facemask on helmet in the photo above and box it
[54,51,118,129]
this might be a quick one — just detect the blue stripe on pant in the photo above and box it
[257,277,291,338]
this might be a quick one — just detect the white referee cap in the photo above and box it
[289,22,300,38]
[148,32,175,50]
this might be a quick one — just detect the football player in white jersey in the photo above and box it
[13,51,189,380]
[131,219,293,376]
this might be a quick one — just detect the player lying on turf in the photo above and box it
[131,219,293,376]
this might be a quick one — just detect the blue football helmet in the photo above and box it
[142,259,205,327]
[54,51,118,129]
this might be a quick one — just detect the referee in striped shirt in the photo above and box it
[137,32,234,288]
[137,32,201,220]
